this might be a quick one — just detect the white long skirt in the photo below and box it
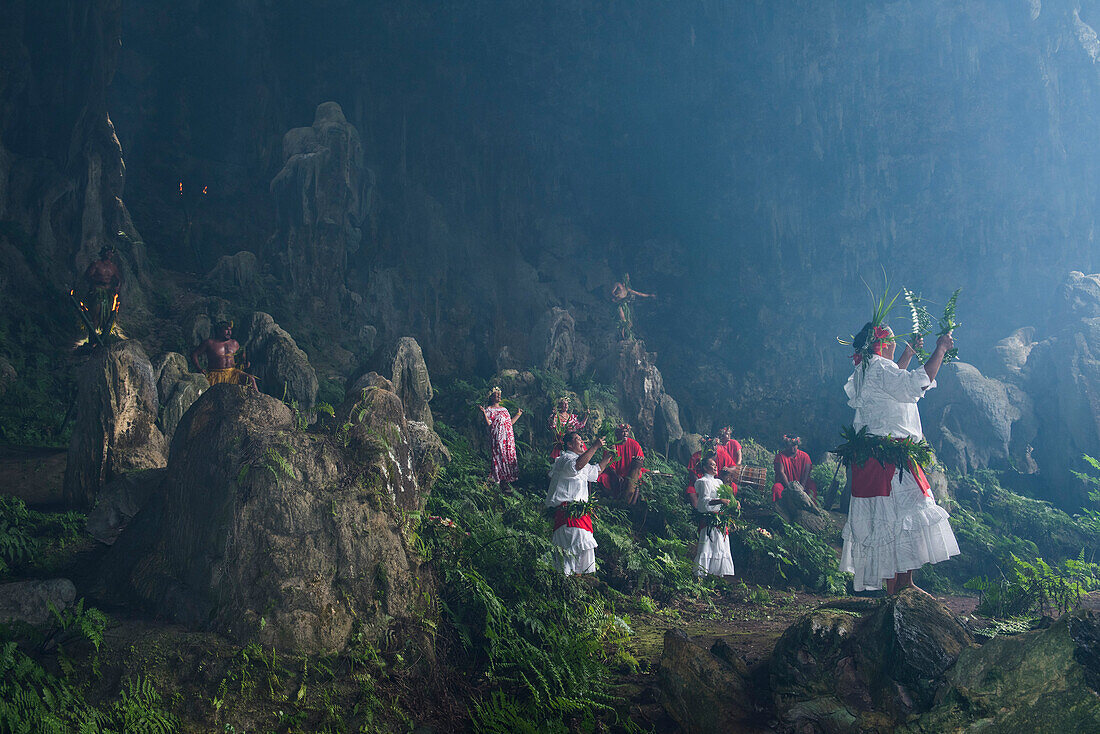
[840,469,960,592]
[550,526,597,576]
[695,526,735,578]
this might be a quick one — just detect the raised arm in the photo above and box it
[923,333,954,384]
[510,408,523,425]
[895,337,919,370]
[479,405,492,426]
[575,437,606,470]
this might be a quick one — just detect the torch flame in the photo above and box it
[112,294,120,312]
[202,186,208,195]
[179,181,183,195]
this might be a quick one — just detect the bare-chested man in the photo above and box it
[191,321,257,389]
[611,274,655,339]
[82,245,122,334]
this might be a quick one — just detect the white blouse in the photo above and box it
[694,475,725,514]
[843,354,935,440]
[545,451,601,508]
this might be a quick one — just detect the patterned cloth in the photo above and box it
[485,405,519,483]
[548,410,586,459]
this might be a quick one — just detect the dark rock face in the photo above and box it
[612,339,682,448]
[0,356,15,398]
[244,311,318,409]
[657,629,757,732]
[531,307,589,378]
[269,101,373,318]
[86,468,163,545]
[0,447,67,507]
[909,609,1100,732]
[64,341,168,509]
[152,351,208,441]
[112,384,436,654]
[770,591,974,732]
[389,337,434,429]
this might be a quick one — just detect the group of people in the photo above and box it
[481,312,961,597]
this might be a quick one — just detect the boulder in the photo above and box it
[86,468,164,545]
[107,383,437,654]
[63,341,168,510]
[207,250,260,294]
[991,327,1036,379]
[921,362,1034,474]
[654,393,685,451]
[614,339,669,447]
[389,337,434,428]
[152,352,208,441]
[0,579,76,625]
[907,609,1100,733]
[657,629,757,732]
[244,311,318,409]
[771,591,974,732]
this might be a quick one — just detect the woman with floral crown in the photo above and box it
[548,396,588,460]
[480,387,523,492]
[838,318,959,595]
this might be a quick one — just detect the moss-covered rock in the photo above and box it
[905,609,1100,733]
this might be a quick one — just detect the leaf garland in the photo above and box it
[832,425,935,479]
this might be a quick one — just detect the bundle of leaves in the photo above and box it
[833,425,934,478]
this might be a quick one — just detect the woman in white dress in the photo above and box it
[839,326,960,594]
[690,457,737,579]
[545,432,613,576]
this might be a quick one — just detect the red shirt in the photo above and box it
[774,449,812,484]
[722,439,742,464]
[608,437,646,477]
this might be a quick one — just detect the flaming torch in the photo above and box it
[69,289,104,349]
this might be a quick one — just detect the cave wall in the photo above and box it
[7,1,1100,499]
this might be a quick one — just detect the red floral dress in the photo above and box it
[549,411,586,459]
[486,405,519,483]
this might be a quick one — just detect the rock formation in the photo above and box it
[269,101,373,318]
[657,629,757,732]
[389,337,434,428]
[0,579,76,625]
[85,468,163,545]
[770,591,974,731]
[64,341,168,509]
[909,609,1100,732]
[244,311,318,409]
[607,339,683,448]
[152,352,208,442]
[104,381,439,654]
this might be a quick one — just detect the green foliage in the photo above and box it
[965,552,1100,619]
[833,425,934,477]
[0,496,85,577]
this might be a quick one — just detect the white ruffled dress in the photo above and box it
[545,450,601,575]
[694,475,736,578]
[839,355,961,591]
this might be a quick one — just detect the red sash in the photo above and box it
[553,505,593,533]
[851,458,931,498]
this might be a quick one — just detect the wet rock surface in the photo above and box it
[152,351,208,441]
[86,468,164,545]
[63,341,168,510]
[0,579,76,625]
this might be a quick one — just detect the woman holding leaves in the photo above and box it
[838,316,959,595]
[548,396,587,460]
[480,387,523,492]
[545,432,614,575]
[690,457,737,579]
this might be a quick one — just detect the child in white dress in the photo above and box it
[690,457,736,579]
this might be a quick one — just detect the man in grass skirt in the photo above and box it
[545,432,614,576]
[838,323,959,594]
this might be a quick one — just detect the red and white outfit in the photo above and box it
[839,354,960,592]
[685,446,737,496]
[773,450,818,502]
[546,450,601,575]
[485,405,519,483]
[548,411,586,460]
[693,475,736,578]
